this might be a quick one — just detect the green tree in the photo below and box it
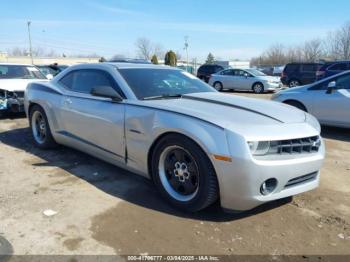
[151,54,159,64]
[205,53,215,64]
[164,50,177,66]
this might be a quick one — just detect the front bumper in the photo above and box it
[0,91,25,113]
[214,134,325,211]
[265,82,282,91]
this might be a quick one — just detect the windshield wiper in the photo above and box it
[142,94,183,100]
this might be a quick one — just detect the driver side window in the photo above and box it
[59,69,122,95]
[336,74,350,89]
[310,73,350,90]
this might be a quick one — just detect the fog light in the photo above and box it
[260,178,278,195]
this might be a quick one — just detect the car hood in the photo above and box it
[0,79,48,92]
[140,92,306,129]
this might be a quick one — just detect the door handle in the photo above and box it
[64,98,72,105]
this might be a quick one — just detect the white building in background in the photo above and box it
[215,60,250,69]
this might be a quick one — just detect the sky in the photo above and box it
[1,0,350,62]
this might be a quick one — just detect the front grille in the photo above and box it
[268,136,321,155]
[11,91,25,98]
[285,172,318,188]
[0,90,24,99]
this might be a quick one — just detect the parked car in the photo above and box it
[208,68,282,93]
[25,63,324,212]
[316,61,350,81]
[260,66,284,76]
[36,64,69,79]
[197,64,225,82]
[281,63,322,87]
[0,63,47,116]
[272,71,350,128]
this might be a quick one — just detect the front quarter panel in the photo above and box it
[124,103,231,178]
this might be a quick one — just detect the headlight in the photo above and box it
[271,92,282,100]
[305,113,321,133]
[248,141,271,155]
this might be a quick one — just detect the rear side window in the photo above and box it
[284,64,299,73]
[214,66,223,73]
[301,64,319,72]
[59,69,119,94]
[221,69,234,75]
[328,63,348,71]
[198,66,208,73]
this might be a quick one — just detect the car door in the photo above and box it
[233,69,250,90]
[307,73,350,127]
[300,64,319,84]
[58,69,126,162]
[220,69,235,88]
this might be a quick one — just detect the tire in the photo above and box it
[29,105,57,149]
[288,79,300,88]
[284,100,307,112]
[151,134,219,212]
[252,82,264,93]
[213,81,223,91]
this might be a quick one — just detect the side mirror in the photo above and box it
[46,74,54,80]
[244,73,249,78]
[326,81,336,94]
[91,86,123,102]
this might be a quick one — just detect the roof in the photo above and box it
[106,62,177,70]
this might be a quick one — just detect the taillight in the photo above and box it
[281,71,286,77]
[316,70,325,76]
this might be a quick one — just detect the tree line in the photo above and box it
[251,22,350,67]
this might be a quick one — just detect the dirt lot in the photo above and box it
[0,92,349,256]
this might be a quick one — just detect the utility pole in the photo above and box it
[184,36,189,72]
[27,21,33,64]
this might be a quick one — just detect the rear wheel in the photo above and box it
[289,79,300,88]
[213,82,223,91]
[29,105,57,149]
[151,134,219,212]
[252,83,264,93]
[284,100,307,112]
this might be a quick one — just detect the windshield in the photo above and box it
[0,65,47,79]
[246,69,266,76]
[118,68,215,100]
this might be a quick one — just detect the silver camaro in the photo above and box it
[24,63,325,212]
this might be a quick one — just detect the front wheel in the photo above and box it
[29,105,57,149]
[151,134,219,212]
[252,83,264,93]
[213,82,223,91]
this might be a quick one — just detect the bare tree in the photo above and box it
[7,47,28,56]
[286,45,304,62]
[265,43,286,65]
[153,43,165,59]
[302,39,324,62]
[326,22,350,60]
[135,37,153,60]
[175,50,182,60]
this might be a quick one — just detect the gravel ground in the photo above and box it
[0,91,349,256]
